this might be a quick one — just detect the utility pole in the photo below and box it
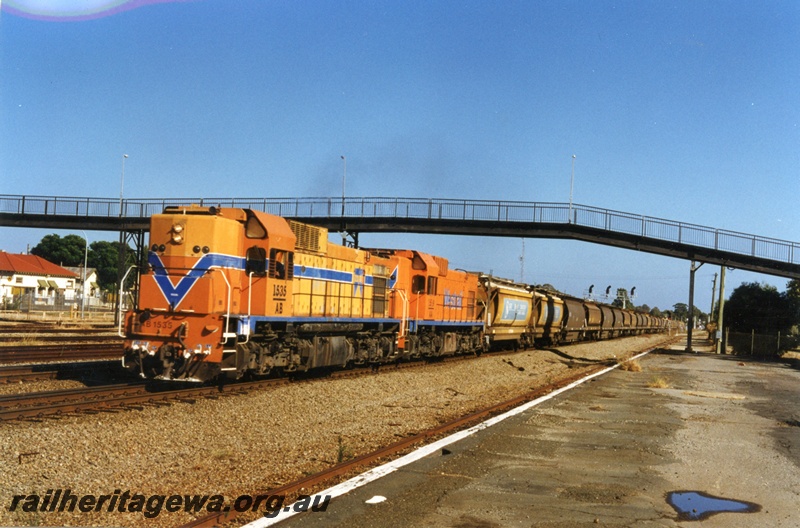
[568,154,576,223]
[115,154,129,326]
[340,155,347,246]
[716,266,727,354]
[519,239,525,283]
[710,273,717,324]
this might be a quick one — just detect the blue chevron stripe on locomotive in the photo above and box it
[148,252,246,309]
[148,252,393,309]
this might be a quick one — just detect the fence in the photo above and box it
[727,330,800,359]
[6,293,114,315]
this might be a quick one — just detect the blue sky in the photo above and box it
[1,0,798,314]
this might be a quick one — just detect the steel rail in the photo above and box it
[0,326,116,334]
[0,335,122,344]
[0,344,123,363]
[0,379,282,421]
[0,360,118,384]
[0,348,506,421]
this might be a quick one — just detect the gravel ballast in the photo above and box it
[0,334,673,527]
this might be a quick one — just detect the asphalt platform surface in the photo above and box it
[276,339,800,527]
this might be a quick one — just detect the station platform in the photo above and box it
[259,344,800,527]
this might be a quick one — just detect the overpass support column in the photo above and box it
[716,266,727,354]
[685,261,703,352]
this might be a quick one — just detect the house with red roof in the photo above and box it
[64,266,101,306]
[0,252,79,305]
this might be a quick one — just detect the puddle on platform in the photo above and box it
[666,491,761,521]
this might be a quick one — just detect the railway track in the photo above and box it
[0,334,122,344]
[0,376,301,421]
[0,336,677,422]
[0,325,114,334]
[0,350,489,421]
[0,360,120,384]
[0,344,123,364]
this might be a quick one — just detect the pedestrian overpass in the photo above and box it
[1,194,798,279]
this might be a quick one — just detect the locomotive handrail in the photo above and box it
[392,288,409,342]
[116,265,137,338]
[2,194,799,276]
[215,269,233,345]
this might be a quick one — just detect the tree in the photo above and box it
[613,288,632,309]
[787,279,800,331]
[29,234,135,292]
[30,234,87,267]
[725,282,797,334]
[786,279,800,299]
[650,307,662,317]
[672,303,689,322]
[88,240,135,291]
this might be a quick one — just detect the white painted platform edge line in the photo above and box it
[241,348,653,528]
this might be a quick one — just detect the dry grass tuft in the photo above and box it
[17,334,43,346]
[618,359,642,372]
[647,376,670,389]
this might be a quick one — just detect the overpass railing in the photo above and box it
[1,195,797,265]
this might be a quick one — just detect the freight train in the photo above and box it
[121,206,670,382]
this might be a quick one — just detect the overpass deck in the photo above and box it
[1,195,798,279]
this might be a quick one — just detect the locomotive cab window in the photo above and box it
[246,246,267,276]
[269,249,294,280]
[412,275,426,294]
[245,214,267,239]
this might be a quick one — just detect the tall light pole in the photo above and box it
[116,153,128,326]
[79,231,89,320]
[716,266,727,354]
[119,154,129,216]
[340,155,347,245]
[569,154,576,223]
[340,155,346,213]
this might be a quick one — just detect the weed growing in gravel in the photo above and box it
[618,359,642,372]
[18,334,42,346]
[647,376,670,389]
[212,449,234,460]
[336,435,353,463]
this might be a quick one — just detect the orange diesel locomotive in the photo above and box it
[122,205,483,381]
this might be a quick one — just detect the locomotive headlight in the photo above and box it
[171,224,185,245]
